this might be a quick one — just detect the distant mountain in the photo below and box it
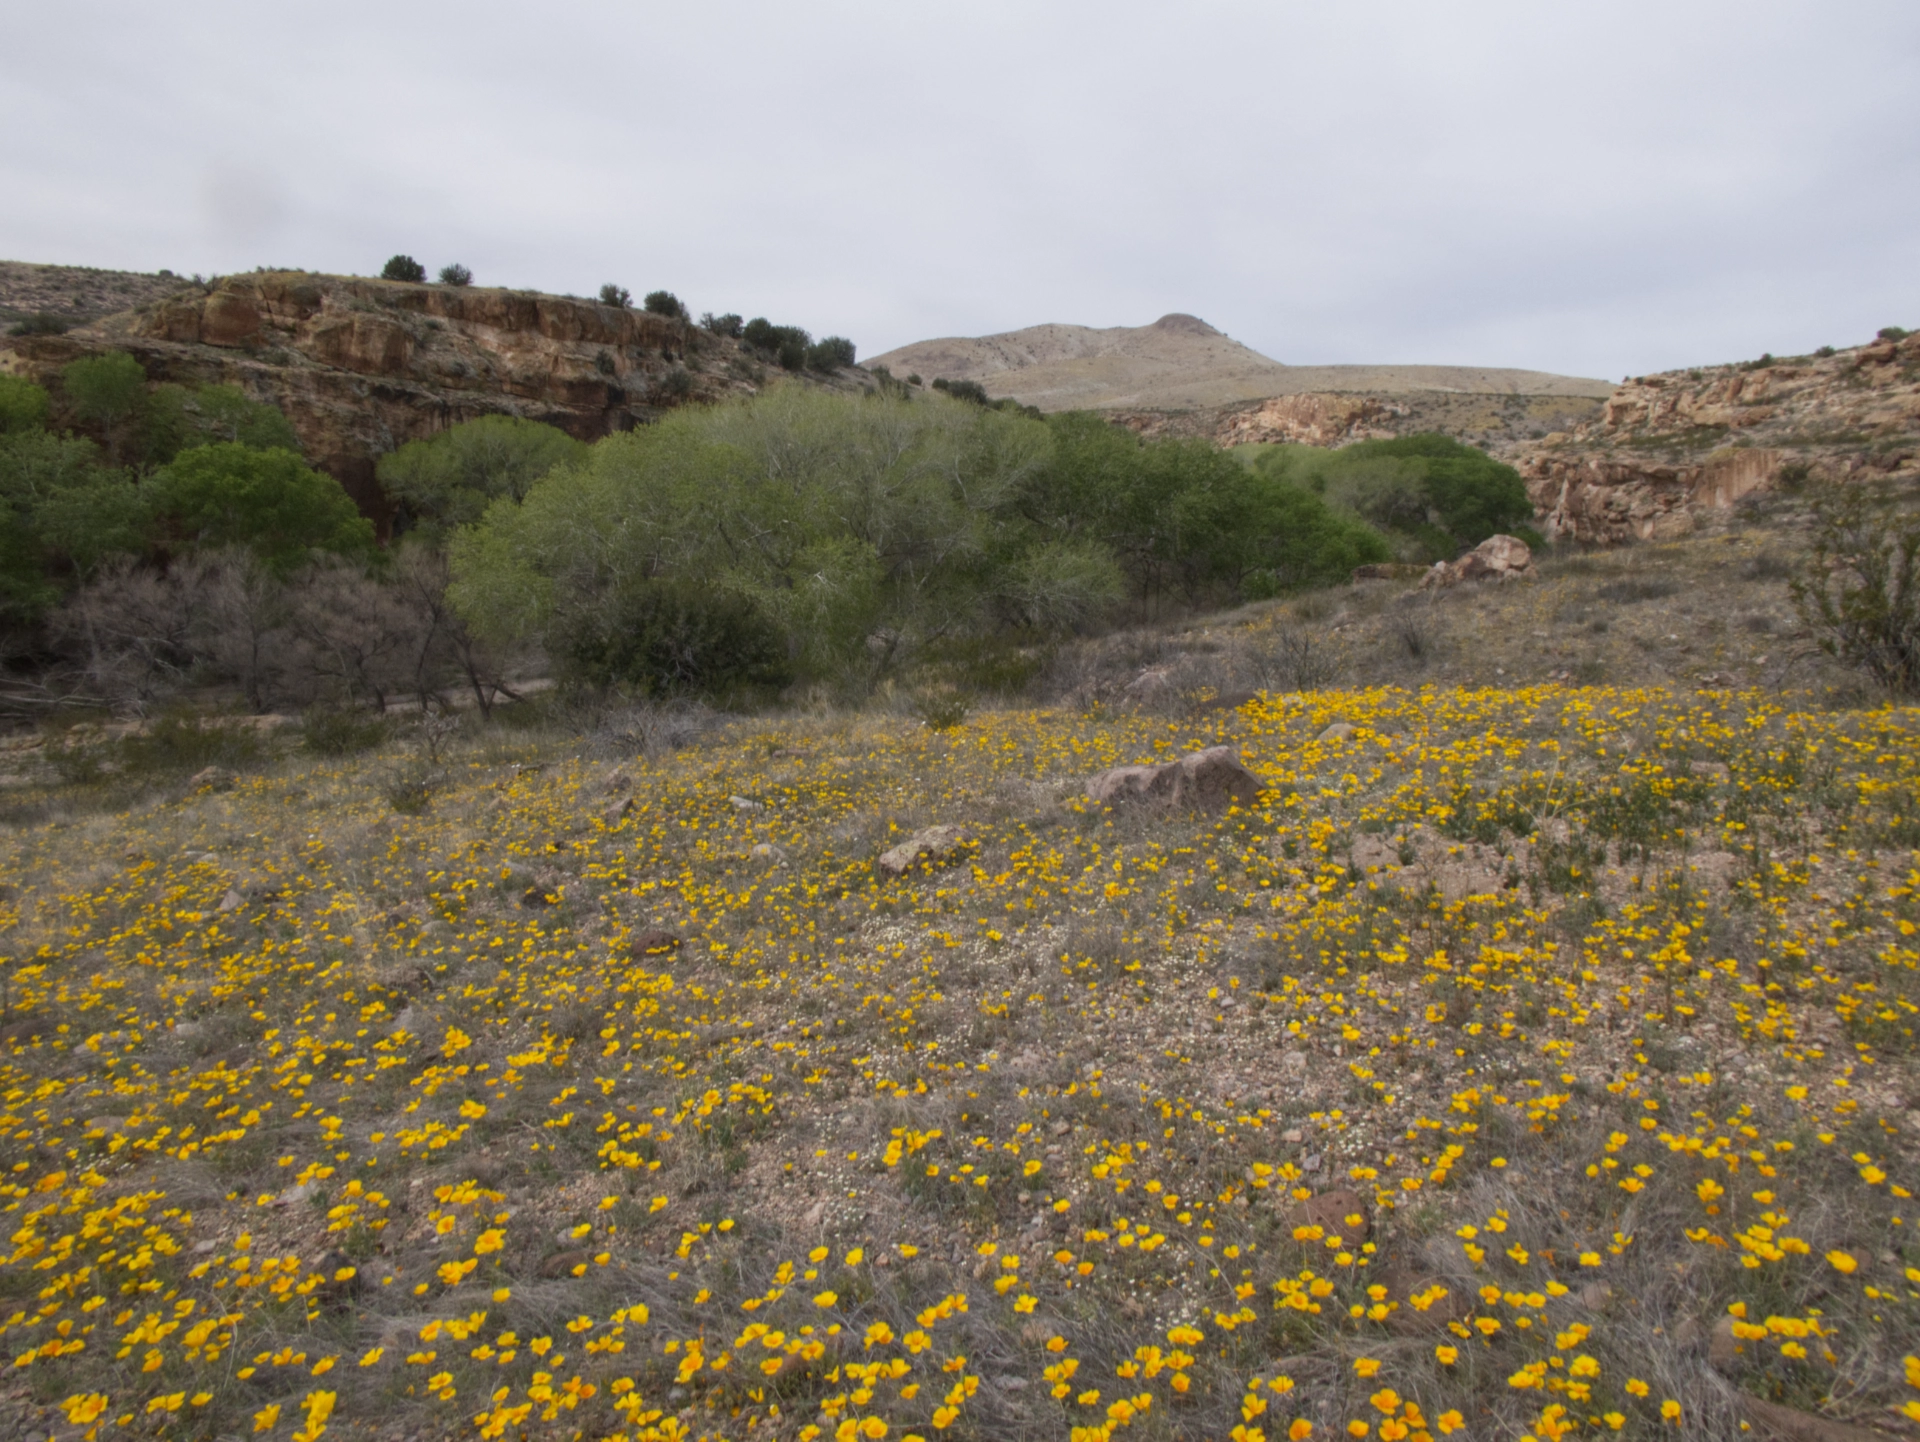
[867,313,1614,412]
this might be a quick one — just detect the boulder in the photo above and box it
[877,825,973,877]
[1422,534,1534,589]
[1086,745,1262,812]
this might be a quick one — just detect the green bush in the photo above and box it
[741,318,810,371]
[1879,326,1909,342]
[0,375,49,435]
[143,382,301,463]
[931,377,989,405]
[7,313,69,337]
[437,263,473,287]
[301,707,391,756]
[558,582,791,698]
[0,429,144,618]
[807,336,857,371]
[62,351,146,432]
[119,711,264,776]
[381,255,427,283]
[151,443,375,574]
[643,290,687,320]
[701,312,743,338]
[599,284,632,308]
[1248,433,1532,558]
[376,415,587,535]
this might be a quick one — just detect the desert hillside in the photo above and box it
[868,313,1614,413]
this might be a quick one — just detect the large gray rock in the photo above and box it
[1086,745,1262,811]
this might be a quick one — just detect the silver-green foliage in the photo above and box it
[447,389,1088,686]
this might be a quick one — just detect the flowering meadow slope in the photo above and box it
[1,685,1916,1441]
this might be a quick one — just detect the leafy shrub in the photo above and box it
[1879,326,1909,342]
[7,313,69,337]
[914,691,970,731]
[807,336,857,371]
[1254,433,1532,556]
[558,582,791,698]
[301,707,390,756]
[656,368,694,400]
[0,375,49,434]
[931,377,989,405]
[643,290,687,320]
[144,382,301,463]
[376,415,586,535]
[701,312,743,338]
[119,711,264,776]
[381,255,427,283]
[437,263,473,287]
[741,318,810,371]
[1814,345,1836,358]
[62,352,147,431]
[1791,483,1920,695]
[599,284,632,308]
[151,444,375,574]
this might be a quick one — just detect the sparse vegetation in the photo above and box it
[1792,481,1920,695]
[437,263,473,287]
[600,284,633,309]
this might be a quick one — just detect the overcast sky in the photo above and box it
[5,1,1916,381]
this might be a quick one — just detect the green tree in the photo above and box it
[0,375,49,434]
[61,352,148,462]
[376,415,588,536]
[381,255,426,282]
[599,284,632,308]
[144,383,302,464]
[151,444,374,574]
[643,290,687,320]
[0,431,145,620]
[437,263,473,286]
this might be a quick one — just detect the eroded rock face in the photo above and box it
[0,272,773,522]
[1212,393,1408,447]
[1086,746,1262,812]
[1518,330,1920,544]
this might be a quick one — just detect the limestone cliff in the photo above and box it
[1518,331,1920,543]
[0,271,813,520]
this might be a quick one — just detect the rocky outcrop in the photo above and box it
[0,271,835,522]
[1518,329,1920,544]
[1087,746,1262,812]
[1212,393,1407,447]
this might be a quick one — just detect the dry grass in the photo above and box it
[0,530,1917,1442]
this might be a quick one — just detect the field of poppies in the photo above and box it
[1,676,1916,1442]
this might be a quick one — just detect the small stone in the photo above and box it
[729,795,764,812]
[749,843,789,866]
[1709,1315,1740,1371]
[1281,1188,1372,1242]
[1317,722,1356,743]
[1282,1128,1304,1144]
[217,888,244,913]
[630,928,682,958]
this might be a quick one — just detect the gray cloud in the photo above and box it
[6,0,1916,381]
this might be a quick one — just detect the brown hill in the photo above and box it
[868,313,1614,412]
[0,268,857,520]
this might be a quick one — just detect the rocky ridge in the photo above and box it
[1517,329,1920,543]
[0,269,844,519]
